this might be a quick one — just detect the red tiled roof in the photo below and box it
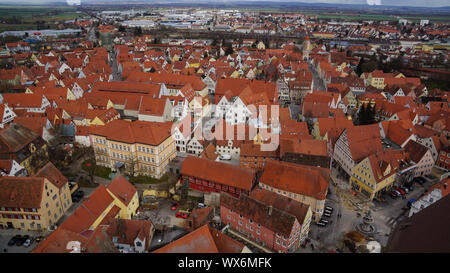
[90,119,173,146]
[259,160,329,200]
[0,176,44,208]
[181,156,256,191]
[34,162,68,189]
[107,175,137,206]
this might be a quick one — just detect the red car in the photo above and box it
[171,202,179,211]
[396,187,406,196]
[175,212,188,219]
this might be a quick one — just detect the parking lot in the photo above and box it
[0,229,50,253]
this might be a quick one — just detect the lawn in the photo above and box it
[129,173,174,185]
[81,160,111,180]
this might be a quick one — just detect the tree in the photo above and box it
[225,45,233,56]
[134,26,142,37]
[118,25,125,32]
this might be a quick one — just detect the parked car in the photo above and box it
[171,202,179,211]
[74,190,85,198]
[8,235,22,246]
[401,187,409,194]
[407,199,416,209]
[197,202,207,208]
[23,237,34,248]
[404,183,414,192]
[175,212,188,219]
[414,177,426,185]
[390,190,399,199]
[396,187,406,196]
[15,235,29,246]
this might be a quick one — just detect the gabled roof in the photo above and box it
[0,122,39,153]
[107,175,137,207]
[221,192,297,237]
[153,224,245,253]
[0,176,44,208]
[59,184,115,233]
[250,188,310,225]
[105,218,152,250]
[181,156,255,191]
[90,120,173,146]
[34,162,68,189]
[259,160,329,200]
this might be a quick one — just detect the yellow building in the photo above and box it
[0,163,72,230]
[350,153,397,200]
[91,120,176,178]
[106,175,140,219]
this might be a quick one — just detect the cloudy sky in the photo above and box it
[0,0,448,8]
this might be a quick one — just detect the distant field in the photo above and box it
[0,6,84,32]
[303,13,450,23]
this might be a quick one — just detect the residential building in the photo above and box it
[258,160,329,221]
[90,119,176,178]
[409,178,449,217]
[180,156,256,198]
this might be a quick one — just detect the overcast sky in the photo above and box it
[0,0,448,8]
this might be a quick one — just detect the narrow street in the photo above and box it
[309,63,326,91]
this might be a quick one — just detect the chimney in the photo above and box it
[268,205,273,216]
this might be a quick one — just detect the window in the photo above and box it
[239,214,243,219]
[227,215,231,220]
[46,203,49,208]
[238,220,243,226]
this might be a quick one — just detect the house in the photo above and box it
[104,218,155,253]
[185,206,214,232]
[409,178,449,217]
[333,124,382,178]
[0,123,48,174]
[153,224,251,253]
[106,175,139,219]
[180,156,256,200]
[249,188,312,247]
[349,150,402,200]
[0,159,27,177]
[0,104,16,128]
[220,191,308,253]
[258,160,329,221]
[240,143,279,170]
[0,162,72,230]
[90,120,176,178]
[137,97,174,122]
[436,146,450,171]
[404,140,435,177]
[280,138,331,169]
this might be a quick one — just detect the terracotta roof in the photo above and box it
[221,192,297,237]
[200,143,218,161]
[240,143,278,157]
[34,162,68,189]
[344,125,383,162]
[32,228,89,253]
[404,140,430,164]
[59,184,114,233]
[153,224,220,253]
[107,175,137,207]
[0,176,44,208]
[259,160,329,200]
[181,156,256,191]
[90,119,173,146]
[250,187,310,225]
[0,122,39,153]
[105,218,152,250]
